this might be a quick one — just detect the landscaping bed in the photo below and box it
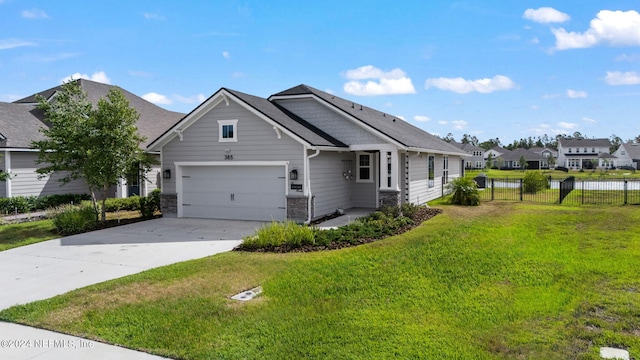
[235,206,442,253]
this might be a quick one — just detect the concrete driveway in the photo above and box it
[0,217,262,359]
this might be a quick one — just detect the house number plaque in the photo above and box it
[224,154,234,160]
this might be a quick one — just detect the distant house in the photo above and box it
[451,141,485,169]
[557,138,614,169]
[485,146,509,168]
[612,142,640,169]
[498,148,548,170]
[529,147,557,160]
[148,84,468,223]
[1,79,184,199]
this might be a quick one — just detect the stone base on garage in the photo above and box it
[161,193,178,218]
[287,195,312,223]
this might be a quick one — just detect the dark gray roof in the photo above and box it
[224,88,346,147]
[0,103,47,148]
[622,142,640,160]
[13,79,184,148]
[500,148,545,161]
[271,84,467,154]
[559,137,610,148]
[450,141,483,152]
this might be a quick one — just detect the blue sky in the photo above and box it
[1,1,640,145]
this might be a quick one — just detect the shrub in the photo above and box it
[400,203,419,219]
[522,171,550,194]
[0,193,91,215]
[445,177,480,206]
[49,203,98,235]
[241,221,315,249]
[102,196,141,212]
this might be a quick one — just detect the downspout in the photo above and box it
[305,148,321,224]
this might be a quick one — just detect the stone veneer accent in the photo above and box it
[161,193,178,217]
[287,195,311,223]
[378,190,401,208]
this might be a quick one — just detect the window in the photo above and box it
[443,156,449,184]
[591,148,595,153]
[568,148,572,153]
[357,153,372,182]
[475,161,482,168]
[576,148,580,153]
[584,148,587,153]
[622,151,626,156]
[428,155,435,188]
[217,120,238,142]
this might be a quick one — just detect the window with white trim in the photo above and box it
[443,156,449,184]
[356,153,372,182]
[217,119,238,142]
[428,155,435,188]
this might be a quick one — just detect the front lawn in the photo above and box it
[1,203,639,359]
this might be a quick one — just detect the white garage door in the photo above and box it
[180,165,286,221]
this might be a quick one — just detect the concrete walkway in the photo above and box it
[0,217,262,360]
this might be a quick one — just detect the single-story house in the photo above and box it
[0,79,184,199]
[498,148,548,170]
[148,84,468,223]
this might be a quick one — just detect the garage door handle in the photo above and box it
[183,204,191,206]
[230,193,235,201]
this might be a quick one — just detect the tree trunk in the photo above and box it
[101,183,109,222]
[90,187,99,222]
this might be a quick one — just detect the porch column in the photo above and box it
[379,149,399,191]
[116,178,127,198]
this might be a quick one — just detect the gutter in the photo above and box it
[305,148,321,224]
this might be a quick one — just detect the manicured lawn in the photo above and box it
[0,220,58,251]
[0,210,146,252]
[466,168,639,180]
[1,203,640,359]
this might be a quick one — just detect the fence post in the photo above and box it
[519,178,523,201]
[624,180,628,205]
[582,181,584,205]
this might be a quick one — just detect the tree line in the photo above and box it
[441,132,640,153]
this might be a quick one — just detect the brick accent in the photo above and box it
[287,196,310,223]
[379,190,401,208]
[161,193,177,217]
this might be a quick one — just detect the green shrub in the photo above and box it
[522,171,550,194]
[400,203,419,218]
[102,196,141,212]
[242,221,315,249]
[49,203,98,235]
[0,193,91,215]
[445,177,480,206]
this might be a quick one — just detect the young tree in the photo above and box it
[519,155,529,171]
[32,80,155,222]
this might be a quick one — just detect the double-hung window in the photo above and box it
[218,120,238,142]
[443,156,449,184]
[428,155,435,188]
[357,153,372,183]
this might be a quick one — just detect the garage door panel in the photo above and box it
[180,165,286,221]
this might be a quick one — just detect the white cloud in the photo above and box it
[605,71,640,85]
[582,117,597,123]
[343,65,416,96]
[542,93,562,99]
[567,89,588,98]
[523,7,570,24]
[0,38,36,50]
[174,94,206,104]
[451,120,468,130]
[425,75,516,94]
[558,122,578,129]
[552,10,640,50]
[143,13,165,20]
[142,92,172,105]
[22,8,49,19]
[530,105,540,110]
[61,71,111,84]
[231,71,245,78]
[438,120,448,125]
[616,53,640,62]
[414,115,431,122]
[222,51,230,59]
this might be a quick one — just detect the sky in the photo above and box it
[1,1,640,145]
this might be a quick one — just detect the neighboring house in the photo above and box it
[485,146,509,168]
[499,148,548,170]
[0,79,183,199]
[613,142,640,169]
[451,141,485,169]
[148,84,468,223]
[557,138,614,169]
[529,147,558,160]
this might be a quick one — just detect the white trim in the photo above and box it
[356,152,373,183]
[174,161,289,218]
[4,150,11,197]
[0,148,41,152]
[217,119,238,143]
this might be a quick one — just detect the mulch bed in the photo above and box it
[235,207,443,253]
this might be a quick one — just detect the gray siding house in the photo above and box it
[148,84,468,223]
[1,79,184,199]
[613,142,640,169]
[557,138,614,169]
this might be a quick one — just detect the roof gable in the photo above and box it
[271,84,467,155]
[559,137,611,148]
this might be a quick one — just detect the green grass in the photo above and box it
[466,168,640,180]
[2,203,640,359]
[0,220,58,251]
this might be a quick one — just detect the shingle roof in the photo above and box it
[12,79,184,148]
[450,141,483,152]
[622,142,640,160]
[500,148,545,161]
[225,88,346,147]
[559,137,610,148]
[0,103,47,148]
[271,84,467,155]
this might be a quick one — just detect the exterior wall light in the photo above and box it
[289,169,298,180]
[163,169,171,179]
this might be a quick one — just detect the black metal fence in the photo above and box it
[476,177,640,205]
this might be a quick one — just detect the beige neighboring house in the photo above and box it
[0,79,184,199]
